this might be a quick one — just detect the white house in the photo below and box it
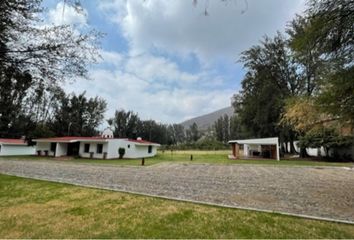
[0,138,35,156]
[228,137,280,161]
[33,130,160,159]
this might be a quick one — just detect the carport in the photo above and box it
[228,137,280,161]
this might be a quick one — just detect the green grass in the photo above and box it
[1,150,353,167]
[0,174,353,238]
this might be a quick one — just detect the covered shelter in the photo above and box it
[228,137,280,161]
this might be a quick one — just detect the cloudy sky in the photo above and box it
[42,0,305,124]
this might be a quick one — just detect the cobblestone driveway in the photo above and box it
[0,160,353,223]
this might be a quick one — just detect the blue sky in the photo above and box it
[42,0,305,124]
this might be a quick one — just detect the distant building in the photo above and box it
[0,138,35,156]
[33,129,160,159]
[228,137,280,161]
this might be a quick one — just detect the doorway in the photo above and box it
[67,142,80,156]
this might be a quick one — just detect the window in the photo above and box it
[127,144,130,148]
[84,144,90,153]
[50,143,56,152]
[96,144,103,154]
[148,145,152,154]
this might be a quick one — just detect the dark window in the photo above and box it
[84,144,90,153]
[50,143,56,152]
[127,144,130,148]
[148,145,152,153]
[96,144,103,154]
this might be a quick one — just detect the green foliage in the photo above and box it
[186,122,200,142]
[298,128,354,158]
[317,67,354,125]
[118,147,125,159]
[235,33,300,142]
[51,92,107,137]
[214,114,230,143]
[108,109,186,145]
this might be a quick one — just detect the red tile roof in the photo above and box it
[34,136,110,142]
[33,136,160,145]
[0,138,27,145]
[127,139,160,145]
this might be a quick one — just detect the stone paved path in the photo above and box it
[1,159,353,223]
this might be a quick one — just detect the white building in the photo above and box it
[0,138,35,156]
[33,130,160,159]
[228,137,280,161]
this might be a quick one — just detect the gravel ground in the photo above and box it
[0,159,353,222]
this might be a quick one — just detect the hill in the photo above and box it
[180,106,234,131]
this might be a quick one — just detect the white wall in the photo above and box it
[78,139,158,159]
[79,142,108,159]
[125,144,157,158]
[55,143,68,157]
[0,144,35,156]
[35,142,55,156]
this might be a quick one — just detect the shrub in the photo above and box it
[118,147,125,159]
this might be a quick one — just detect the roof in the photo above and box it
[33,136,111,143]
[228,137,279,145]
[127,139,160,146]
[33,136,160,146]
[0,138,27,146]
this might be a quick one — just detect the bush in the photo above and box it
[118,147,125,159]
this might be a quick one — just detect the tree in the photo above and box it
[0,0,102,138]
[236,33,301,141]
[214,116,224,142]
[186,122,199,142]
[287,0,354,126]
[0,0,101,83]
[298,128,353,159]
[51,92,107,136]
[109,110,140,138]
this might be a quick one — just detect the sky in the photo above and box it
[42,0,306,124]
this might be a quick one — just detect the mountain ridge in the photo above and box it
[180,106,234,131]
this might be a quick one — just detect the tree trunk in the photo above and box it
[300,147,308,158]
[290,139,296,154]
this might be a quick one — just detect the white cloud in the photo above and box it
[64,50,234,123]
[60,0,307,124]
[48,2,88,26]
[125,54,199,84]
[99,0,306,62]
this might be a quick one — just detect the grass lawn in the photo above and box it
[0,174,353,238]
[1,150,353,167]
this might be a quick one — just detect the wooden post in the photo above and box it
[190,155,193,161]
[235,144,239,159]
[142,158,145,166]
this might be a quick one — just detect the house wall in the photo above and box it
[55,143,68,157]
[0,144,35,156]
[35,142,55,156]
[79,142,108,159]
[77,139,158,159]
[125,144,157,158]
[106,139,126,159]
